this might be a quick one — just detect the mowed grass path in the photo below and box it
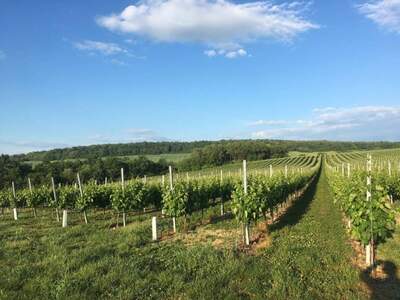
[261,166,367,299]
[0,166,369,299]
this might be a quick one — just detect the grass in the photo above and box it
[115,153,191,163]
[2,164,398,299]
[23,153,192,167]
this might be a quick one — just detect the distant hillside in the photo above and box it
[13,139,400,162]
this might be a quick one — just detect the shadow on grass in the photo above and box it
[209,212,234,224]
[269,167,321,233]
[360,260,400,300]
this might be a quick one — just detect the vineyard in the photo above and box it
[0,152,399,299]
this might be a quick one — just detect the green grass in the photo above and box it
[2,164,397,299]
[115,153,191,163]
[22,153,192,167]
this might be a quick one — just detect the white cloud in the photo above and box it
[205,47,248,58]
[125,128,158,136]
[0,50,6,60]
[226,48,248,58]
[89,128,169,144]
[0,140,70,155]
[97,0,318,54]
[74,40,128,55]
[248,120,289,126]
[110,58,127,66]
[249,106,400,140]
[358,0,400,33]
[204,49,217,57]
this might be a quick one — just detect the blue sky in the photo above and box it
[1,0,400,154]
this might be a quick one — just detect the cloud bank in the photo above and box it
[249,106,400,141]
[74,40,128,56]
[358,0,400,33]
[0,140,70,155]
[97,0,318,57]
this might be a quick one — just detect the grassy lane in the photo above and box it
[257,165,367,299]
[0,166,369,299]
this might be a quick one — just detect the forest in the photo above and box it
[13,139,400,162]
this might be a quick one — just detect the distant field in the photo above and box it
[23,153,191,166]
[115,153,191,162]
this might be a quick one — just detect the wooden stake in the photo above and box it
[120,168,124,190]
[169,166,173,190]
[77,173,87,224]
[51,177,60,222]
[62,209,68,227]
[366,154,374,267]
[243,160,247,194]
[28,178,37,217]
[152,216,158,241]
[11,182,17,220]
[243,160,249,245]
[13,208,18,221]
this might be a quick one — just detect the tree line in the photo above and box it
[1,141,286,189]
[0,155,169,189]
[2,139,400,189]
[12,140,400,162]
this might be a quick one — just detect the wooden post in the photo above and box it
[77,173,87,224]
[143,175,147,184]
[28,178,36,217]
[270,165,273,178]
[220,169,224,216]
[11,182,18,220]
[243,160,247,194]
[169,166,173,190]
[120,168,126,227]
[121,168,124,190]
[342,163,345,177]
[285,165,288,179]
[62,209,68,227]
[51,177,60,222]
[347,163,351,178]
[152,216,158,241]
[366,154,374,267]
[76,173,83,197]
[105,177,108,185]
[243,160,249,245]
[172,216,176,233]
[388,161,391,176]
[186,172,189,182]
[168,166,176,233]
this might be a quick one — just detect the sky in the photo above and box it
[0,0,400,154]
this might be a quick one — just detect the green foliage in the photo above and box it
[58,186,79,209]
[328,170,397,246]
[26,186,51,208]
[143,183,163,209]
[231,173,313,225]
[162,182,189,217]
[0,189,10,208]
[110,185,130,213]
